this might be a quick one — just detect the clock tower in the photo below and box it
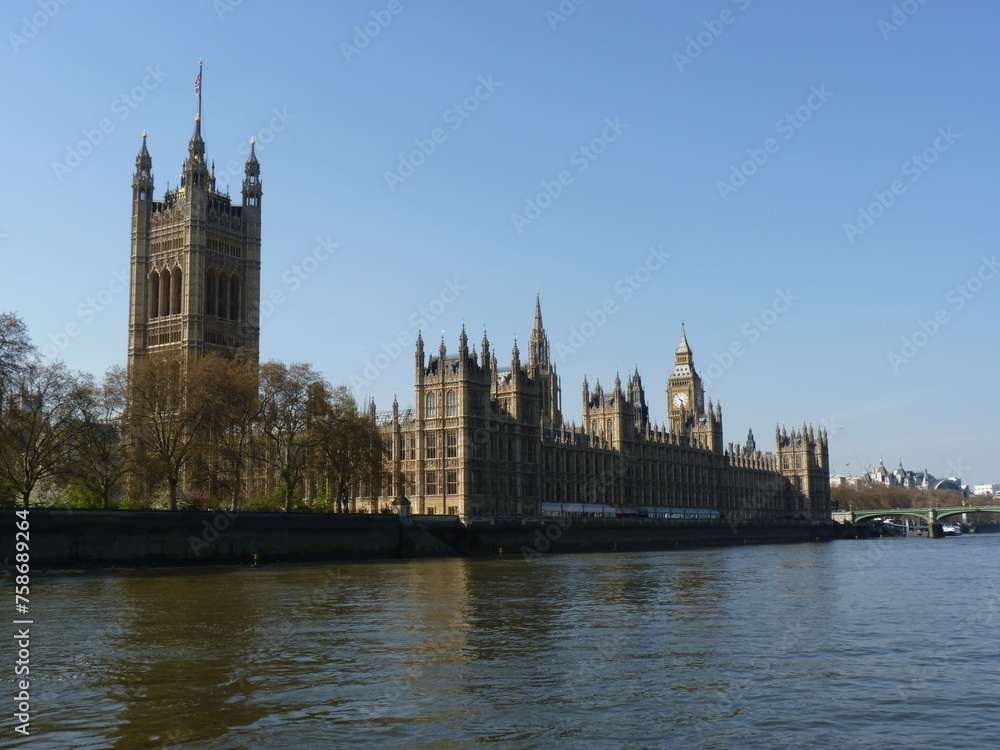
[667,322,705,437]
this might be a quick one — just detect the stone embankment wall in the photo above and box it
[0,509,838,570]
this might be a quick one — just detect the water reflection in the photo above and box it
[25,537,1000,750]
[101,570,271,748]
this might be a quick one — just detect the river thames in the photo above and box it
[15,535,1000,749]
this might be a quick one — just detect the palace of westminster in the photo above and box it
[127,110,832,523]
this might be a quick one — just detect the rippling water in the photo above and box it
[12,535,1000,749]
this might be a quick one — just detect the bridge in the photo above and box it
[841,506,1000,538]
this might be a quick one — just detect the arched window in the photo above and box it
[446,390,457,417]
[171,267,182,315]
[218,272,229,321]
[606,419,613,438]
[149,271,160,318]
[160,269,170,317]
[229,275,240,321]
[796,455,804,469]
[783,456,790,469]
[205,269,216,316]
[426,393,437,419]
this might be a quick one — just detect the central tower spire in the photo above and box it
[528,292,550,369]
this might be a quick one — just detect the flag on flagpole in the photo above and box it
[195,71,201,96]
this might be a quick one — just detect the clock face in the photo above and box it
[672,392,689,408]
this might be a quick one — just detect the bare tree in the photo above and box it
[258,361,324,511]
[194,350,263,511]
[0,312,34,408]
[70,368,128,509]
[0,359,83,508]
[312,386,384,512]
[123,352,207,510]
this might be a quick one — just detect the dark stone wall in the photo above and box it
[0,509,838,570]
[2,509,404,568]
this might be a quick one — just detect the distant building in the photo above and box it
[863,459,967,496]
[973,484,1000,498]
[372,299,832,522]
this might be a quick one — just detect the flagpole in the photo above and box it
[198,59,203,121]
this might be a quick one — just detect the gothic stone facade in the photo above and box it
[374,298,832,523]
[128,116,262,370]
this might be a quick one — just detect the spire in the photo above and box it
[189,114,205,160]
[528,293,549,369]
[242,137,262,205]
[135,131,151,173]
[676,319,691,356]
[459,322,468,351]
[245,137,260,176]
[415,330,424,365]
[133,131,153,194]
[671,319,694,377]
[511,336,521,368]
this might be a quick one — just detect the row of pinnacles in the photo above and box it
[375,296,831,521]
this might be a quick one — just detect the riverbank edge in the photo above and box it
[1,508,840,571]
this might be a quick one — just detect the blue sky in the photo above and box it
[1,0,997,486]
